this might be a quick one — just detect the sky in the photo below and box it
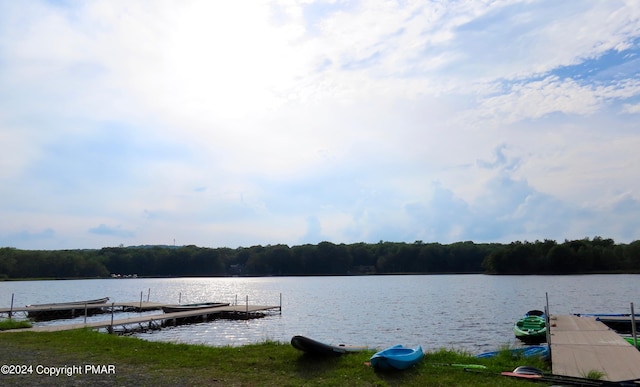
[1,0,640,250]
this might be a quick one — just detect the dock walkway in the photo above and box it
[549,314,640,382]
[1,304,281,333]
[0,301,165,316]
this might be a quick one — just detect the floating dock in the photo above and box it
[1,304,281,334]
[0,301,166,320]
[593,315,640,334]
[549,314,640,382]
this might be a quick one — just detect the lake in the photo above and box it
[1,274,638,353]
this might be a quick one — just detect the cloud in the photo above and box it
[0,228,55,248]
[88,224,135,238]
[1,1,640,249]
[300,215,328,244]
[622,102,640,114]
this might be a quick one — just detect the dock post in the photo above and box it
[545,292,552,363]
[84,303,88,324]
[631,302,637,348]
[109,302,115,334]
[179,292,181,304]
[279,293,282,314]
[147,288,150,302]
[245,295,249,319]
[139,291,143,311]
[9,293,14,319]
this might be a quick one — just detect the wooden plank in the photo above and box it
[552,344,640,382]
[551,331,631,346]
[550,315,640,382]
[550,314,610,331]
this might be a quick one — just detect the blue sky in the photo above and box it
[1,0,640,250]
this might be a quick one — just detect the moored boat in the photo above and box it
[26,297,110,308]
[161,302,230,313]
[369,344,424,370]
[290,335,368,356]
[594,314,640,334]
[514,310,547,343]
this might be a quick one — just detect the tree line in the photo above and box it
[0,237,639,279]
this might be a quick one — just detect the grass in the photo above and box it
[0,329,551,386]
[0,318,32,330]
[582,369,606,380]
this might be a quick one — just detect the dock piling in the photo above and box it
[544,292,552,362]
[631,302,637,348]
[9,293,14,319]
[109,302,115,334]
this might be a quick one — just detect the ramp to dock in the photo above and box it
[549,314,640,382]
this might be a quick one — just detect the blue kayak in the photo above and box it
[476,344,549,360]
[370,344,424,370]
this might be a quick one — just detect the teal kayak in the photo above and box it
[370,344,424,370]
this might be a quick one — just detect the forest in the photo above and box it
[0,237,639,279]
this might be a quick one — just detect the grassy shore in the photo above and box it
[0,319,31,330]
[0,329,549,386]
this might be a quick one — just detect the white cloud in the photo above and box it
[1,0,640,249]
[622,102,640,114]
[476,76,604,123]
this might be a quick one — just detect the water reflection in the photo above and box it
[1,274,638,353]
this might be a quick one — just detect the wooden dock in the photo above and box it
[549,314,640,382]
[0,301,165,316]
[1,304,281,333]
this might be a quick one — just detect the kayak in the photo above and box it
[623,337,640,348]
[514,310,547,343]
[476,344,549,360]
[370,344,424,370]
[290,335,368,356]
[161,302,230,313]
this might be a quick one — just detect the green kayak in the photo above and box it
[514,310,547,343]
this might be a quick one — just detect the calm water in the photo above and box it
[1,275,638,353]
